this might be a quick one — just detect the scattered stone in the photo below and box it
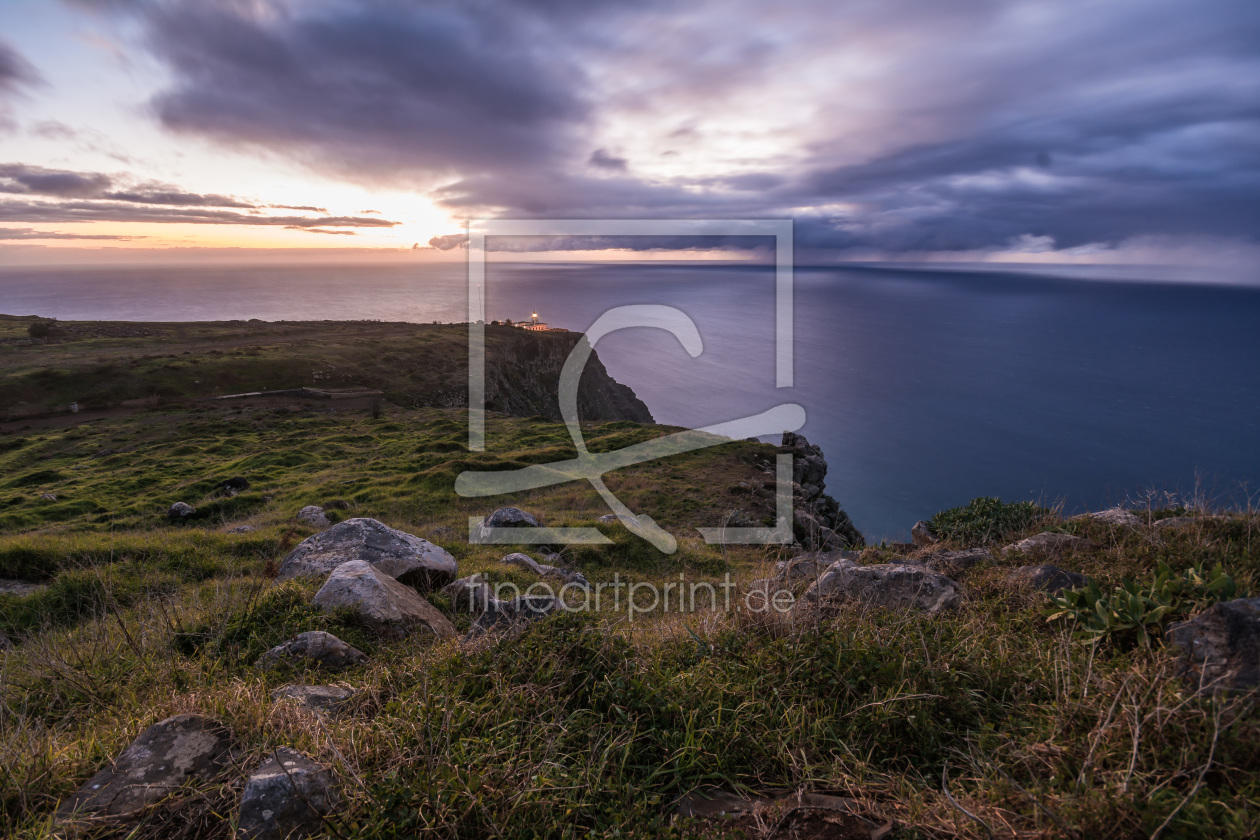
[1167,597,1260,694]
[501,552,589,588]
[440,574,494,614]
[270,685,358,713]
[312,560,456,639]
[1003,532,1092,556]
[226,524,256,534]
[56,714,232,820]
[238,747,339,840]
[167,501,196,522]
[278,518,457,592]
[40,492,57,501]
[221,475,250,492]
[471,506,543,543]
[0,579,46,598]
[802,558,960,614]
[296,505,331,528]
[1006,564,1086,594]
[910,520,938,547]
[256,631,368,672]
[466,595,560,639]
[908,548,995,577]
[1071,507,1142,528]
[773,551,857,586]
[1155,516,1209,530]
[324,499,351,510]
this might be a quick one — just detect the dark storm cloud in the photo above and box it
[0,164,112,198]
[95,0,1260,252]
[0,41,37,95]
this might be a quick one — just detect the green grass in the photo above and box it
[927,496,1051,545]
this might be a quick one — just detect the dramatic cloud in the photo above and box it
[0,163,112,198]
[0,41,37,96]
[102,187,255,207]
[0,198,397,228]
[0,226,141,240]
[67,0,1260,254]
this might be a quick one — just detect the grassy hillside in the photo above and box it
[1,322,1258,839]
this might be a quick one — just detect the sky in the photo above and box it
[0,0,1257,268]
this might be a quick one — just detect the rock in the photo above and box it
[471,506,542,542]
[296,505,331,528]
[0,631,11,651]
[501,552,589,589]
[466,595,560,639]
[779,433,863,549]
[256,631,368,672]
[1003,532,1092,556]
[324,499,351,510]
[916,548,995,576]
[1072,507,1142,528]
[226,524,256,534]
[312,560,456,639]
[440,574,494,614]
[1156,516,1202,529]
[802,559,961,614]
[270,685,358,713]
[40,492,57,501]
[167,501,196,522]
[1167,597,1260,693]
[221,476,250,492]
[56,714,232,820]
[1006,564,1086,593]
[238,748,339,840]
[910,520,938,547]
[773,551,857,586]
[278,518,457,592]
[0,578,47,597]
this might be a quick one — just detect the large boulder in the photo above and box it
[270,685,358,713]
[238,748,340,840]
[501,552,589,589]
[277,518,457,592]
[1006,564,1086,594]
[57,714,232,820]
[465,595,560,639]
[312,560,456,639]
[167,501,196,522]
[1167,597,1260,694]
[255,631,367,672]
[802,559,961,614]
[440,574,494,615]
[1003,532,1093,557]
[471,506,543,543]
[296,505,331,528]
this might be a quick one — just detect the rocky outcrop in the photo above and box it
[270,685,358,713]
[1006,564,1085,593]
[256,631,368,672]
[466,595,560,639]
[278,518,457,592]
[910,520,939,548]
[441,574,494,614]
[802,558,960,614]
[57,714,232,820]
[779,432,863,550]
[1004,532,1093,557]
[238,748,339,840]
[167,501,196,522]
[501,552,590,589]
[296,505,331,528]
[312,560,456,639]
[1167,597,1260,693]
[896,548,995,578]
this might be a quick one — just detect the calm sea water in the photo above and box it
[3,260,1258,541]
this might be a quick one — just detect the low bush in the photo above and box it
[928,495,1049,544]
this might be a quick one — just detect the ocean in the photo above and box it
[3,259,1258,542]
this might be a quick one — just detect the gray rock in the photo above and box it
[238,748,339,840]
[471,506,542,542]
[466,595,560,639]
[226,524,256,534]
[1167,597,1260,693]
[40,492,57,501]
[440,574,493,614]
[278,518,457,592]
[296,505,331,528]
[256,631,368,672]
[916,548,995,576]
[1003,532,1092,556]
[1155,516,1212,530]
[802,559,961,614]
[779,433,863,549]
[910,520,939,548]
[312,560,456,639]
[501,552,589,589]
[0,578,46,597]
[270,685,358,713]
[1072,507,1143,528]
[57,714,232,820]
[167,501,196,522]
[1006,564,1086,593]
[773,551,857,586]
[222,476,250,492]
[324,499,351,510]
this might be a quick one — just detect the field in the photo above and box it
[1,320,1258,839]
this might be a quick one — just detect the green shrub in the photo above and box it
[928,496,1048,544]
[1047,561,1239,649]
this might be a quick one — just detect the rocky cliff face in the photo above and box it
[480,329,654,424]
